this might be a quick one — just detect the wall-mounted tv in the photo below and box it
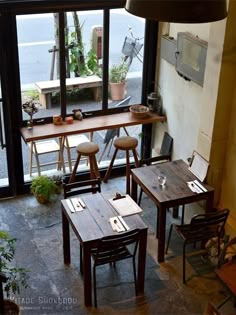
[176,32,208,86]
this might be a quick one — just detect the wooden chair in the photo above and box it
[165,209,229,283]
[215,237,236,309]
[91,229,141,307]
[28,139,64,176]
[203,302,222,315]
[63,178,101,273]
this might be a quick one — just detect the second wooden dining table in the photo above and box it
[131,159,215,263]
[61,192,148,307]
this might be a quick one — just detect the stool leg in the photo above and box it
[132,149,140,167]
[91,156,100,179]
[69,153,81,183]
[126,150,131,195]
[89,155,96,179]
[103,148,118,183]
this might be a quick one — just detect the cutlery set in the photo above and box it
[187,180,207,194]
[109,216,130,232]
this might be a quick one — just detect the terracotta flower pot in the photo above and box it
[35,194,49,204]
[109,82,127,101]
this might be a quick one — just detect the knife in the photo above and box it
[118,216,130,231]
[66,199,75,213]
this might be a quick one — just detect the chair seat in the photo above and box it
[76,142,99,156]
[31,140,60,154]
[114,136,138,150]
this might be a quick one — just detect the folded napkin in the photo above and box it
[71,198,83,211]
[66,199,75,213]
[109,216,130,232]
[187,181,204,194]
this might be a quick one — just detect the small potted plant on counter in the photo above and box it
[30,175,58,204]
[0,230,29,314]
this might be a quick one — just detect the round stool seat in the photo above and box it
[114,136,138,150]
[76,142,99,156]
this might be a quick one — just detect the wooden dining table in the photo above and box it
[131,159,215,263]
[61,192,148,307]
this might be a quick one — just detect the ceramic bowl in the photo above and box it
[129,105,150,119]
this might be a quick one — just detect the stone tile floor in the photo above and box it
[0,176,236,315]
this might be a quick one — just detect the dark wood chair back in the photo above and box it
[160,131,173,156]
[91,228,141,306]
[63,178,101,199]
[92,229,141,266]
[189,209,230,242]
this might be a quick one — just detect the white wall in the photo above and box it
[154,21,225,163]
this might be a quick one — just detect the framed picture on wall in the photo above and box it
[189,151,209,182]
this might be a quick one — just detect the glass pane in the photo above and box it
[97,9,144,167]
[65,11,103,116]
[0,84,9,187]
[108,9,145,108]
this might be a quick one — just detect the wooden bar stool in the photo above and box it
[103,136,139,194]
[69,142,100,183]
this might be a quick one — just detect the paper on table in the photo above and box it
[108,194,142,217]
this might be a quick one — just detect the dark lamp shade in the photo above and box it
[125,0,227,23]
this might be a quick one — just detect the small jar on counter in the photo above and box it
[65,116,74,124]
[53,115,63,125]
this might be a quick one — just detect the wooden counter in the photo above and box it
[20,111,166,143]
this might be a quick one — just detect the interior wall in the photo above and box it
[154,1,236,234]
[216,0,236,234]
[154,23,213,162]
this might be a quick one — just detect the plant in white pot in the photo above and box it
[0,230,29,314]
[109,60,129,101]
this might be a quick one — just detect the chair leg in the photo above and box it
[93,265,97,307]
[181,205,185,225]
[91,156,100,179]
[132,257,137,295]
[165,224,173,254]
[183,242,186,284]
[103,148,118,183]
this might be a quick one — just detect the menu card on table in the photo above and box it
[108,194,143,217]
[188,151,209,182]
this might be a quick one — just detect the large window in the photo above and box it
[17,9,145,179]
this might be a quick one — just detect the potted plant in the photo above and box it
[30,175,58,204]
[0,230,29,314]
[109,60,129,101]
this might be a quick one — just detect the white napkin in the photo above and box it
[66,199,75,213]
[109,217,125,232]
[194,180,207,192]
[187,181,202,193]
[71,198,83,211]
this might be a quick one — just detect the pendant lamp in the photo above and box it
[125,0,227,23]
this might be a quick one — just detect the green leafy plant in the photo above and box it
[0,230,29,298]
[30,175,58,203]
[109,61,129,83]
